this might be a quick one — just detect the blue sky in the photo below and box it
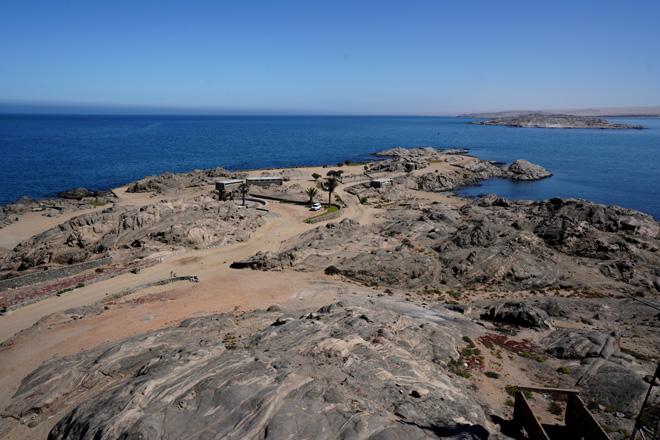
[1,0,658,115]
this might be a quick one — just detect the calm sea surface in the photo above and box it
[1,115,658,219]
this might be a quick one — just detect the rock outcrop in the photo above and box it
[542,328,648,414]
[502,159,552,181]
[470,114,647,129]
[237,196,660,296]
[481,300,554,330]
[0,195,265,276]
[126,167,245,194]
[3,301,510,439]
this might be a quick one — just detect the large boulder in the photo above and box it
[481,300,554,329]
[502,159,552,181]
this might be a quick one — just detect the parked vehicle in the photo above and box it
[311,203,322,211]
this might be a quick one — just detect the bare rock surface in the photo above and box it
[4,300,510,439]
[0,195,265,276]
[240,195,660,296]
[126,167,245,194]
[481,300,554,329]
[470,114,647,129]
[502,159,552,181]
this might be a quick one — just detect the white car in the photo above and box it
[311,203,322,211]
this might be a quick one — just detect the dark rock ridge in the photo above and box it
[481,300,554,330]
[4,301,509,439]
[470,114,647,129]
[56,188,118,200]
[238,196,660,295]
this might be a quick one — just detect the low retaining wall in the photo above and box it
[244,193,344,224]
[305,204,343,224]
[99,276,199,304]
[1,258,161,312]
[0,257,112,292]
[339,173,370,184]
[242,197,269,212]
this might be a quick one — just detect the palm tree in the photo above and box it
[305,187,319,205]
[325,178,339,209]
[238,182,250,206]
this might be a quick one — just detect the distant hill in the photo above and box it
[459,106,660,118]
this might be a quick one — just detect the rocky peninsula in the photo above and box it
[470,114,648,129]
[0,148,658,439]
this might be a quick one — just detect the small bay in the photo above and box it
[1,115,658,219]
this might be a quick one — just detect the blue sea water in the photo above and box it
[0,115,658,220]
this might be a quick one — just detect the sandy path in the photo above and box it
[0,202,316,342]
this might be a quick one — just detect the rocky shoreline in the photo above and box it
[470,114,648,129]
[0,147,658,439]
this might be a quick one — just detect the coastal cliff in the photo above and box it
[470,114,647,129]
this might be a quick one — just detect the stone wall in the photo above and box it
[339,173,370,184]
[0,257,112,292]
[100,276,199,303]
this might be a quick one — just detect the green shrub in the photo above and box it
[621,347,650,361]
[505,385,532,399]
[548,401,563,415]
[556,366,571,375]
[485,371,500,379]
[76,283,85,288]
[454,369,471,378]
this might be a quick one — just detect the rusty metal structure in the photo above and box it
[632,361,660,440]
[512,387,610,440]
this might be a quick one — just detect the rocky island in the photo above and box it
[0,148,658,440]
[470,114,648,129]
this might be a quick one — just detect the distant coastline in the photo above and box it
[469,114,647,130]
[458,105,660,119]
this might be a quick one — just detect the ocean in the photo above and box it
[1,115,658,220]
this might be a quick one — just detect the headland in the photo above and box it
[0,148,658,439]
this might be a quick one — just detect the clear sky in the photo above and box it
[1,0,658,115]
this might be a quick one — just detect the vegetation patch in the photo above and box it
[307,204,339,220]
[478,333,534,354]
[621,347,650,361]
[505,385,533,399]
